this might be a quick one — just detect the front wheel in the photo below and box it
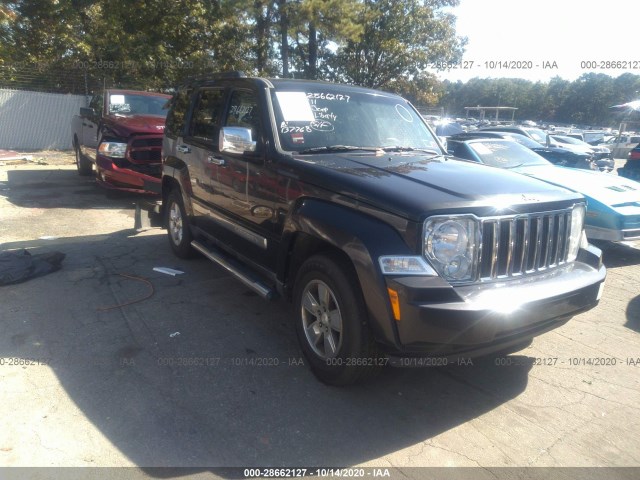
[165,189,195,258]
[75,140,93,176]
[293,253,383,386]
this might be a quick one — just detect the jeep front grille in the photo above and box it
[478,209,573,281]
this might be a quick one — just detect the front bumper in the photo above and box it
[382,247,605,357]
[595,157,615,171]
[586,225,640,242]
[96,154,161,195]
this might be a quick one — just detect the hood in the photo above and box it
[517,165,640,208]
[532,146,586,158]
[103,114,166,138]
[289,152,582,221]
[550,142,592,155]
[546,146,587,157]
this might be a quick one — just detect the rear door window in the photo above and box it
[188,89,226,145]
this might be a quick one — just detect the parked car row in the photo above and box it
[475,125,615,172]
[459,130,596,170]
[446,135,640,242]
[424,116,640,205]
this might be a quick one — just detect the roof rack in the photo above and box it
[181,71,247,84]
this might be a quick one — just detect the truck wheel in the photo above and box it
[293,253,383,386]
[75,139,93,176]
[165,189,195,258]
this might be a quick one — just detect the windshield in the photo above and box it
[271,88,442,153]
[502,134,543,149]
[108,93,169,117]
[552,135,589,146]
[522,127,548,144]
[583,132,604,144]
[468,140,550,168]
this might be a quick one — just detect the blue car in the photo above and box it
[447,137,640,242]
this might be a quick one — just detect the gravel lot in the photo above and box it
[0,157,639,479]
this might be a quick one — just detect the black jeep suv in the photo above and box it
[160,73,606,385]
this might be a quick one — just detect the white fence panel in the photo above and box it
[0,89,88,150]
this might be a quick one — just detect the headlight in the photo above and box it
[98,142,127,158]
[567,204,586,262]
[424,217,477,282]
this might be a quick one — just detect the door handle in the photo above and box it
[207,155,225,166]
[177,145,191,154]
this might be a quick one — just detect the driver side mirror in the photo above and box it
[545,134,551,147]
[219,126,257,154]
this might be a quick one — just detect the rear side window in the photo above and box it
[451,142,473,160]
[165,87,193,138]
[188,89,226,143]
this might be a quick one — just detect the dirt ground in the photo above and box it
[0,150,76,167]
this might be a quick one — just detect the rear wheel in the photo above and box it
[165,189,195,258]
[75,139,93,176]
[293,253,383,386]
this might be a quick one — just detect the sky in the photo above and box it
[434,0,638,83]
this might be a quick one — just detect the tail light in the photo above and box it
[628,149,640,161]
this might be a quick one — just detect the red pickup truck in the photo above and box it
[71,89,170,193]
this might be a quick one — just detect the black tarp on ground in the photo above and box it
[0,249,65,286]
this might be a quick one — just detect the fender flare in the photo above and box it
[280,198,415,349]
[162,156,194,216]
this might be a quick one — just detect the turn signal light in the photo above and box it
[387,288,401,321]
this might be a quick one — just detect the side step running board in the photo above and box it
[191,241,277,300]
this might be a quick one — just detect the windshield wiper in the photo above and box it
[298,145,381,154]
[381,146,441,155]
[505,163,524,169]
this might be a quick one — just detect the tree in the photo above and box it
[286,0,362,80]
[556,74,616,126]
[241,0,280,76]
[0,4,15,62]
[1,0,256,92]
[388,72,442,106]
[611,73,640,105]
[330,0,466,89]
[278,0,290,77]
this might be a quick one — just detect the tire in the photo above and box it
[293,253,383,386]
[165,189,195,258]
[75,139,93,176]
[619,167,640,181]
